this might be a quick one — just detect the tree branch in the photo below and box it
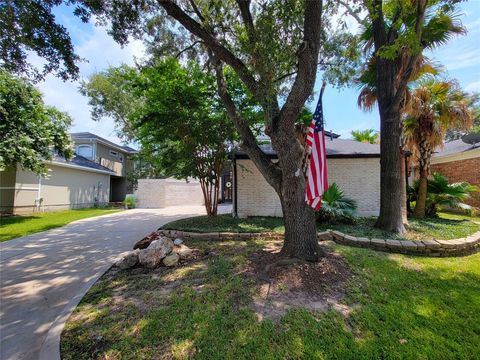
[338,0,367,27]
[174,40,201,58]
[211,56,282,191]
[277,0,323,131]
[157,0,262,101]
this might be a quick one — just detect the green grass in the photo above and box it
[61,239,480,359]
[162,212,480,241]
[0,207,121,242]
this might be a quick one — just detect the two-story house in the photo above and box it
[0,132,136,215]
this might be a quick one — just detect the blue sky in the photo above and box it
[36,1,480,146]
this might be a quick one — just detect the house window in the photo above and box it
[119,154,123,162]
[77,145,93,159]
[109,150,118,158]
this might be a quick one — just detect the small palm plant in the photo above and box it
[350,129,379,144]
[317,183,357,224]
[412,173,478,217]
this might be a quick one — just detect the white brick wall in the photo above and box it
[235,158,380,218]
[135,178,204,208]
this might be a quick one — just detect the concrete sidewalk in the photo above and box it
[0,206,206,360]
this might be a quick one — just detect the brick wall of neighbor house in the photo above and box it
[135,179,204,208]
[431,157,480,208]
[235,158,381,218]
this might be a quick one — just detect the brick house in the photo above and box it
[430,139,480,208]
[232,133,381,218]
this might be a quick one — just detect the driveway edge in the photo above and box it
[38,256,120,360]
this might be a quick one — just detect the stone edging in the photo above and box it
[158,229,480,257]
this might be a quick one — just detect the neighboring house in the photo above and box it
[430,139,480,208]
[0,132,137,215]
[71,132,137,201]
[233,133,381,218]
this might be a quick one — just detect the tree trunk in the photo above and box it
[375,110,406,233]
[273,130,321,262]
[413,169,428,218]
[400,149,408,224]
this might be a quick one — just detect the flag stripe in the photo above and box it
[305,92,328,210]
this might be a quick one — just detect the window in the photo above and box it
[119,154,123,162]
[77,145,93,159]
[109,150,118,157]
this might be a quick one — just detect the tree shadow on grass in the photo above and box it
[61,242,480,360]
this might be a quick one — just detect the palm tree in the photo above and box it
[351,129,379,144]
[353,1,466,232]
[404,77,473,218]
[316,183,357,224]
[412,173,478,217]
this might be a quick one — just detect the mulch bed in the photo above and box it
[246,244,355,320]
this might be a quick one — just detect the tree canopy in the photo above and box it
[0,70,73,174]
[82,58,260,215]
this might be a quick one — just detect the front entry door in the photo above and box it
[221,173,233,203]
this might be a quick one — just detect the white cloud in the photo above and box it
[33,22,144,145]
[465,81,480,92]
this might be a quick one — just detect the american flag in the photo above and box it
[305,88,328,210]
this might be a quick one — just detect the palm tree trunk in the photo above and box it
[413,169,428,218]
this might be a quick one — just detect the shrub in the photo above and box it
[316,183,357,224]
[124,194,136,209]
[412,172,478,217]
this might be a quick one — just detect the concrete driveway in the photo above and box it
[0,206,208,360]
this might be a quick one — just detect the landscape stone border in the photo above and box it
[158,229,480,257]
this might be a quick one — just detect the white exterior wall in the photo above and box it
[135,178,204,208]
[235,158,380,218]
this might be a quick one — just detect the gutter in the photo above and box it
[48,160,115,175]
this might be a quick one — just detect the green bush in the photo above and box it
[316,183,357,224]
[124,194,136,209]
[412,173,478,217]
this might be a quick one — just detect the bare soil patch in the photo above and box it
[247,243,355,321]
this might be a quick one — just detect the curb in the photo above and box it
[38,253,123,360]
[158,229,480,257]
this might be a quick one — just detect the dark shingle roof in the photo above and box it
[51,154,116,174]
[70,132,138,154]
[433,139,480,157]
[235,138,380,158]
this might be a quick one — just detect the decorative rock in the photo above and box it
[370,238,386,248]
[330,231,345,241]
[116,250,139,270]
[386,239,402,248]
[174,244,195,259]
[173,238,183,246]
[163,253,180,267]
[317,231,332,241]
[138,237,174,268]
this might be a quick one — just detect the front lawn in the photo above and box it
[61,239,480,359]
[0,207,122,242]
[162,211,480,241]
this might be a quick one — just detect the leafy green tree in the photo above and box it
[82,59,250,216]
[0,70,73,174]
[350,129,379,144]
[0,0,94,80]
[344,0,466,233]
[404,77,473,218]
[3,0,360,260]
[76,0,361,261]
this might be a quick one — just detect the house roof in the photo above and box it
[235,137,380,159]
[433,139,480,158]
[50,154,116,175]
[70,132,138,154]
